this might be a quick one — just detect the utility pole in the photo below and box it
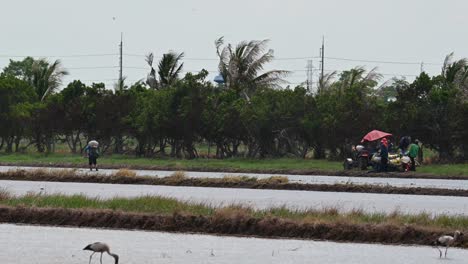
[320,36,324,82]
[420,61,424,74]
[119,32,123,91]
[306,60,313,93]
[319,36,325,93]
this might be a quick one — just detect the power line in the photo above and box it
[128,53,443,65]
[64,63,422,78]
[0,53,118,58]
[0,52,445,66]
[67,66,119,70]
[324,56,442,65]
[80,78,119,82]
[319,69,419,77]
[65,65,423,77]
[124,53,319,61]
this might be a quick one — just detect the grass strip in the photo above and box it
[2,169,468,197]
[0,191,468,247]
[0,154,467,179]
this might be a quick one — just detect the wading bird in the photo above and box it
[83,242,119,264]
[435,230,463,258]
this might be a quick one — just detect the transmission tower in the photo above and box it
[306,60,314,93]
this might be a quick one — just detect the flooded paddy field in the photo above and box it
[2,179,468,215]
[1,224,466,264]
[1,165,468,190]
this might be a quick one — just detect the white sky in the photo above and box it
[1,0,467,90]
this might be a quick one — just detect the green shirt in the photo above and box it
[409,143,419,158]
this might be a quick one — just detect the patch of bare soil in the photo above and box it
[1,169,468,197]
[0,205,465,248]
[0,161,464,180]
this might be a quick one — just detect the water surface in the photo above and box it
[0,224,465,264]
[2,179,468,215]
[1,165,467,190]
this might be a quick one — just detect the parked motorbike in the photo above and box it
[343,145,372,170]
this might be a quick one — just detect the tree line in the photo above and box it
[1,39,467,161]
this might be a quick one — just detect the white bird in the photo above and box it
[435,230,463,258]
[83,242,119,264]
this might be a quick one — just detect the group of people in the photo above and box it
[379,136,421,172]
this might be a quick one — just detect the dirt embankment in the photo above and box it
[2,169,468,197]
[0,205,465,248]
[0,161,465,180]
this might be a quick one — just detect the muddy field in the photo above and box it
[2,179,468,215]
[1,224,466,264]
[1,163,463,179]
[3,168,468,197]
[2,165,468,191]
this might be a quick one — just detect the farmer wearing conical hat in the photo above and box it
[84,140,100,171]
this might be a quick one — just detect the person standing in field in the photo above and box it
[399,136,411,155]
[380,138,389,172]
[408,139,420,171]
[84,140,100,171]
[415,139,423,164]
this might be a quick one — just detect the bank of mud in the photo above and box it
[0,162,465,180]
[0,205,465,248]
[2,169,468,197]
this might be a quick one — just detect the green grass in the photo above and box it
[0,152,343,171]
[0,153,85,164]
[418,164,468,176]
[0,152,467,176]
[1,193,213,216]
[2,191,468,230]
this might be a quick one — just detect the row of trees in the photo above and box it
[1,39,467,161]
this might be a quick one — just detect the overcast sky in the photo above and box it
[1,0,467,90]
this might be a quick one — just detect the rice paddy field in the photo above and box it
[2,165,468,263]
[2,224,468,264]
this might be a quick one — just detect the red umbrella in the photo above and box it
[361,130,392,143]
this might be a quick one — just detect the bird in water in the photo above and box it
[83,242,119,264]
[435,230,463,258]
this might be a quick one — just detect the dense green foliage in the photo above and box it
[0,47,467,161]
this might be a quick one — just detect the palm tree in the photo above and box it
[158,52,184,87]
[113,76,127,91]
[31,59,68,101]
[317,71,338,93]
[215,37,289,100]
[337,67,382,91]
[145,53,158,89]
[441,53,468,97]
[145,51,184,89]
